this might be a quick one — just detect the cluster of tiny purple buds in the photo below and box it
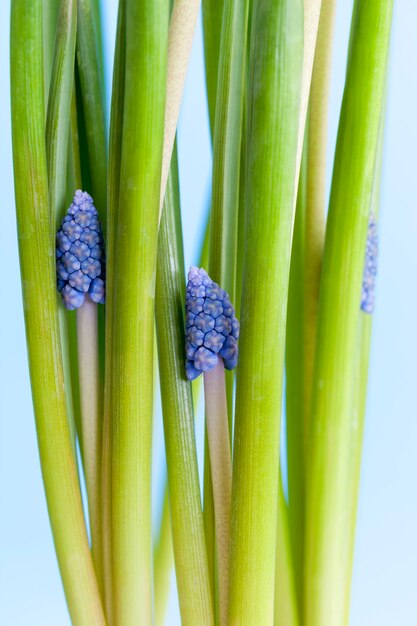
[56,190,105,310]
[185,267,239,381]
[361,212,378,314]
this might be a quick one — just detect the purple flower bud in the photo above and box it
[80,228,99,247]
[185,360,201,381]
[70,241,90,262]
[204,330,225,354]
[203,298,223,318]
[62,284,85,310]
[56,191,106,309]
[215,315,231,335]
[194,312,215,333]
[69,270,91,293]
[185,267,239,380]
[361,213,378,314]
[89,278,105,304]
[194,347,218,371]
[56,230,71,252]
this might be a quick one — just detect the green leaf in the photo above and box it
[154,487,174,626]
[229,0,304,622]
[76,0,107,224]
[304,2,394,624]
[102,0,126,619]
[274,481,300,626]
[156,148,215,626]
[43,0,60,105]
[10,1,105,623]
[285,135,307,614]
[209,0,249,302]
[46,0,77,228]
[109,0,169,622]
[202,0,223,136]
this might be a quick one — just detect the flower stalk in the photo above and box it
[203,360,232,626]
[304,2,394,624]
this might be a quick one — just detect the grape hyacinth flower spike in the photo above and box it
[56,190,105,577]
[56,190,105,310]
[185,266,239,380]
[185,266,238,626]
[361,212,378,314]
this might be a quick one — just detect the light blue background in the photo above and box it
[1,1,416,624]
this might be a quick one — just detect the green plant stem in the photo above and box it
[10,2,105,623]
[208,0,249,450]
[204,361,232,626]
[65,87,83,449]
[45,0,79,461]
[159,0,201,215]
[304,2,393,625]
[76,0,107,223]
[285,136,307,613]
[101,1,126,621]
[197,216,217,617]
[202,0,223,136]
[228,0,303,623]
[209,0,249,312]
[156,151,215,626]
[46,0,77,230]
[342,95,386,626]
[110,0,168,622]
[43,0,60,105]
[303,0,336,461]
[77,296,103,591]
[293,0,323,196]
[274,481,300,626]
[154,488,174,626]
[286,2,337,612]
[90,0,106,112]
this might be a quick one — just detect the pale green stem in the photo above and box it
[76,0,107,223]
[286,0,337,611]
[65,83,84,454]
[206,2,249,612]
[46,0,77,230]
[304,2,394,624]
[77,295,103,591]
[293,0,323,200]
[109,1,168,622]
[156,148,215,626]
[274,481,300,626]
[154,489,174,626]
[303,0,337,462]
[209,0,249,301]
[90,0,106,112]
[159,0,201,216]
[204,361,233,626]
[285,136,307,614]
[228,0,303,623]
[45,0,78,462]
[202,0,223,136]
[43,0,60,106]
[101,1,126,621]
[10,1,105,623]
[341,90,386,626]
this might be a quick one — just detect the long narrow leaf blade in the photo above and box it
[304,2,394,624]
[229,0,303,622]
[110,1,169,622]
[10,2,105,623]
[156,149,215,626]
